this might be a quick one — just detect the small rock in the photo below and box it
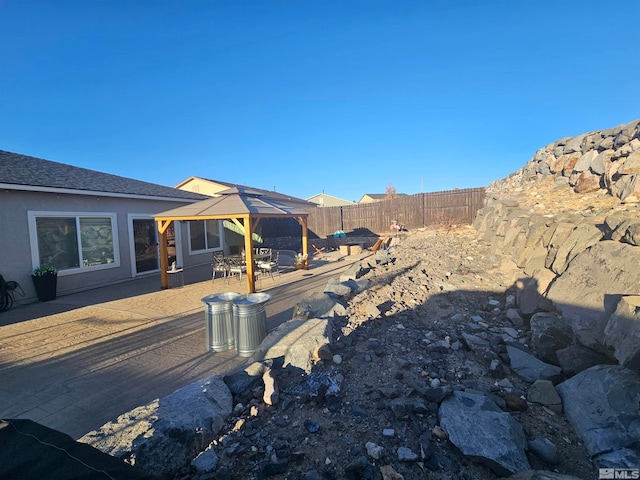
[419,432,434,460]
[397,446,418,461]
[314,344,333,361]
[332,354,342,364]
[506,308,525,327]
[383,428,395,437]
[305,470,321,480]
[528,436,560,465]
[430,378,441,388]
[527,379,563,413]
[432,425,447,440]
[191,446,219,473]
[380,464,405,480]
[304,420,320,433]
[503,392,528,411]
[365,441,384,460]
[263,369,279,406]
[497,378,514,389]
[261,459,288,475]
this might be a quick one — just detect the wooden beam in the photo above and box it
[252,217,261,233]
[300,217,309,269]
[243,215,256,293]
[231,217,245,233]
[158,227,169,289]
[157,219,173,235]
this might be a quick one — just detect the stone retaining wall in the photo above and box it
[475,118,640,373]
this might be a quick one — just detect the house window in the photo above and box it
[29,212,119,273]
[189,220,221,252]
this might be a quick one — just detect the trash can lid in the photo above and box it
[201,292,242,303]
[233,292,272,305]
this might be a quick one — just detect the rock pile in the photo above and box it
[491,118,640,202]
[182,229,596,480]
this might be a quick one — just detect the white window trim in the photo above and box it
[187,219,224,255]
[28,211,120,276]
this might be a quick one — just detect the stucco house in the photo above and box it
[306,192,355,207]
[0,150,220,303]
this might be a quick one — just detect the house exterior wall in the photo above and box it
[0,189,212,302]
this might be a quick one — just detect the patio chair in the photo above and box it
[0,274,24,312]
[226,255,246,282]
[257,251,281,281]
[212,253,228,282]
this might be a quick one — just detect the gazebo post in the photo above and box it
[243,215,256,293]
[157,220,171,289]
[300,216,309,268]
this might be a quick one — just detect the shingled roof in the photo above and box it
[0,150,206,201]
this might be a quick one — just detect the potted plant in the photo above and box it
[32,266,58,302]
[293,253,308,270]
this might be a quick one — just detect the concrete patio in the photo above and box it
[0,251,367,439]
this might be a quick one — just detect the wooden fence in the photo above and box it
[306,187,486,238]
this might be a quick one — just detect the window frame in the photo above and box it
[28,211,121,276]
[187,219,223,254]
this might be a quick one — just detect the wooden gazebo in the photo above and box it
[153,187,310,293]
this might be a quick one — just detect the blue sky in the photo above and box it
[1,1,639,202]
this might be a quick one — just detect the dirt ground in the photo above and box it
[204,226,594,480]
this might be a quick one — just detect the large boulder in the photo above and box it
[79,375,232,477]
[555,365,640,464]
[291,292,348,320]
[603,296,640,370]
[548,223,603,275]
[507,345,563,384]
[546,241,640,355]
[517,278,555,317]
[555,344,615,378]
[1,419,151,480]
[438,390,530,475]
[529,313,573,365]
[250,317,334,373]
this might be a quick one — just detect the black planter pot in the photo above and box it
[31,274,57,302]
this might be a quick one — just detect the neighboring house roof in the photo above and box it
[358,193,387,203]
[0,150,207,201]
[358,193,407,203]
[306,193,355,207]
[176,176,314,207]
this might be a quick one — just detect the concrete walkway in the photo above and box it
[0,251,366,439]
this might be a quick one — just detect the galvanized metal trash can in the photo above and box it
[232,292,271,357]
[202,292,241,352]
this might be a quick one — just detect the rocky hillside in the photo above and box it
[81,119,640,480]
[491,118,640,202]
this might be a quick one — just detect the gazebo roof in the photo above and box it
[153,186,311,293]
[154,186,310,221]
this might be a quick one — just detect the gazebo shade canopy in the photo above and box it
[154,187,310,220]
